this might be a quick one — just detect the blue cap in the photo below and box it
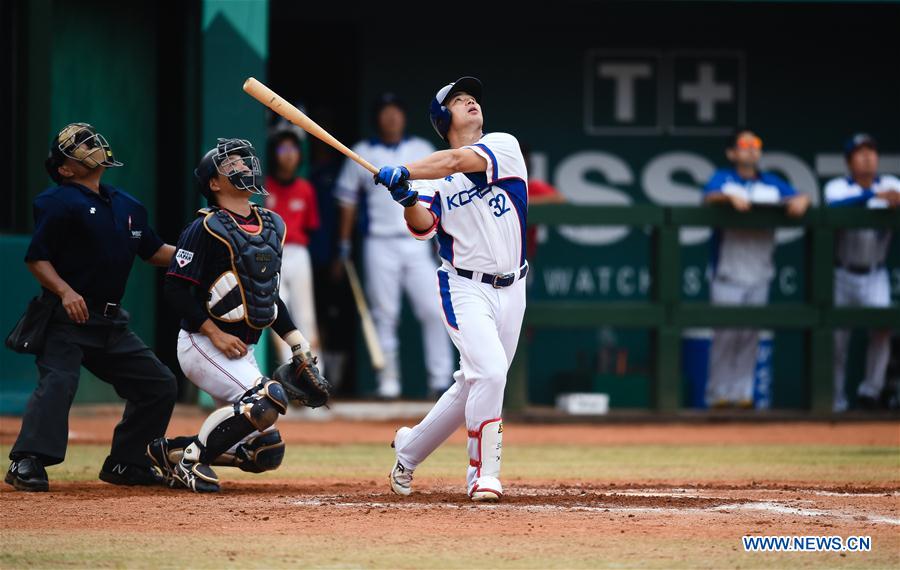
[844,133,877,157]
[429,77,483,140]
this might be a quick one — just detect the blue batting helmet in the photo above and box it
[429,76,483,140]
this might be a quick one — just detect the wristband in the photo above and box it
[283,329,310,353]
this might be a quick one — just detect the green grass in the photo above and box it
[2,442,897,485]
[1,528,897,569]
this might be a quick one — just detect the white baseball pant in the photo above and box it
[706,277,770,406]
[364,236,453,397]
[394,268,526,492]
[176,329,273,445]
[833,267,892,411]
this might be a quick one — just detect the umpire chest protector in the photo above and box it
[201,206,285,329]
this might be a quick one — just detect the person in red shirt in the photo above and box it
[521,144,565,260]
[265,129,323,368]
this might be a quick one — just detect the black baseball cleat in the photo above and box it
[146,438,176,486]
[172,459,220,493]
[5,456,49,492]
[98,457,166,487]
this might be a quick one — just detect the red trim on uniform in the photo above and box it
[166,272,200,285]
[407,211,438,237]
[469,483,503,498]
[467,417,502,478]
[188,333,248,392]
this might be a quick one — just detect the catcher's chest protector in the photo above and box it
[202,207,285,329]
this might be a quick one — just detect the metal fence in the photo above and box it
[508,205,900,413]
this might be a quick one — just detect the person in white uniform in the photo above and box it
[703,130,811,408]
[374,76,528,502]
[334,93,453,399]
[825,133,900,412]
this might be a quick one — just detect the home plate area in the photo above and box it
[290,483,900,525]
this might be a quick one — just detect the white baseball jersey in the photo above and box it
[825,174,900,268]
[390,132,529,499]
[703,169,797,285]
[408,132,528,274]
[335,136,435,236]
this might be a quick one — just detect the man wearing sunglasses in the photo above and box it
[702,129,811,408]
[6,123,179,491]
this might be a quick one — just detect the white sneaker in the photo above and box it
[377,379,402,400]
[389,427,413,496]
[470,476,502,502]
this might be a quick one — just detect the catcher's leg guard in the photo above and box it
[214,430,286,473]
[194,380,288,463]
[176,380,288,492]
[468,418,503,502]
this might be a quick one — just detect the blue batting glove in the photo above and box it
[389,180,419,208]
[374,165,410,189]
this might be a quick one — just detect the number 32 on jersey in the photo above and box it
[488,193,510,218]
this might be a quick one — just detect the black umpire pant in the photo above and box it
[10,302,177,467]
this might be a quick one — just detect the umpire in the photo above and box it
[5,123,178,492]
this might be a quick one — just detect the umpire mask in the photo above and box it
[54,123,123,169]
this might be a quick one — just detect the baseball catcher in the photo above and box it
[147,138,330,493]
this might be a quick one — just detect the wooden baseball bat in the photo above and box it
[343,259,386,371]
[243,77,378,175]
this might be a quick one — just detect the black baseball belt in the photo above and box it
[454,263,529,288]
[85,299,121,318]
[837,262,884,275]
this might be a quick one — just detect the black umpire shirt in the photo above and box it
[25,183,164,303]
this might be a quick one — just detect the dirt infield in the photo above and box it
[1,413,898,568]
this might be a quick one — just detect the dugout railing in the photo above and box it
[509,205,900,413]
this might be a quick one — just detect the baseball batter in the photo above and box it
[374,77,528,501]
[147,138,329,493]
[335,93,453,399]
[826,133,900,412]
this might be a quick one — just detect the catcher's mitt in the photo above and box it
[272,351,331,408]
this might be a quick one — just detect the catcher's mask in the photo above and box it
[195,138,267,198]
[45,122,122,183]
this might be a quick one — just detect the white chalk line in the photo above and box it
[712,502,900,526]
[472,487,899,498]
